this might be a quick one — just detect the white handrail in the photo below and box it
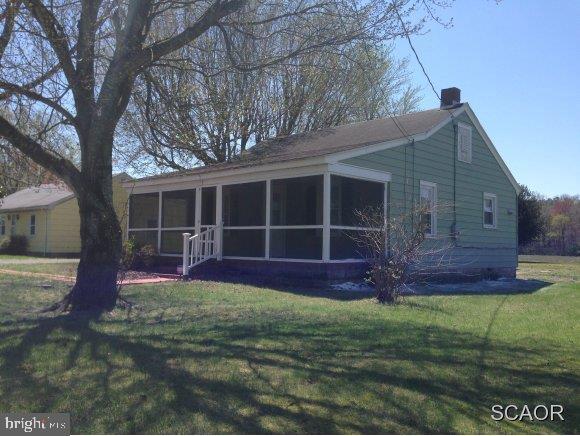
[182,223,222,277]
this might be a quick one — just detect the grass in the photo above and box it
[518,256,579,282]
[0,262,78,276]
[0,259,578,434]
[0,254,45,261]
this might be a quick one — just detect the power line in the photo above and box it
[393,3,440,102]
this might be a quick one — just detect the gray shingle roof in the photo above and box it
[134,106,455,182]
[0,184,74,212]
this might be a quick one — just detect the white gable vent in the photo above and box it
[457,122,472,163]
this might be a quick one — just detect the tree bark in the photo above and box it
[68,180,122,311]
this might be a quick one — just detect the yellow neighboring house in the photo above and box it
[0,173,131,256]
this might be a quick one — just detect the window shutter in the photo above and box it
[458,124,472,163]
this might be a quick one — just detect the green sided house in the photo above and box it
[0,173,131,256]
[124,88,520,280]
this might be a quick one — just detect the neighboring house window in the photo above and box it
[30,215,36,236]
[457,122,472,163]
[11,215,17,234]
[420,181,437,237]
[0,217,5,235]
[483,193,497,229]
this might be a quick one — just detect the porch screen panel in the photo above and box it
[162,189,195,228]
[223,182,266,226]
[331,176,384,226]
[223,229,265,257]
[222,182,266,257]
[270,229,323,260]
[271,176,323,225]
[161,230,186,254]
[330,229,370,260]
[129,193,159,228]
[269,175,324,259]
[330,176,385,260]
[128,230,158,250]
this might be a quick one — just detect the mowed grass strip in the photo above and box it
[0,262,78,277]
[0,259,578,434]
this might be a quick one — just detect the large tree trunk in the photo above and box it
[69,183,122,311]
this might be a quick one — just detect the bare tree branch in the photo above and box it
[0,80,76,123]
[0,114,82,190]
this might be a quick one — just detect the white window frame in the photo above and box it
[29,214,36,236]
[0,216,5,235]
[483,192,497,229]
[420,180,437,237]
[457,122,472,163]
[10,214,17,234]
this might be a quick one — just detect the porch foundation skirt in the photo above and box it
[213,259,370,281]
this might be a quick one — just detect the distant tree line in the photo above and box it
[518,185,579,256]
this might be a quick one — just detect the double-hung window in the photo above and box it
[420,181,437,237]
[10,215,16,234]
[483,193,497,229]
[30,215,36,236]
[0,217,5,235]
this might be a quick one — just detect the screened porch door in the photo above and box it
[199,186,217,233]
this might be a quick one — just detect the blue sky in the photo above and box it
[393,0,580,197]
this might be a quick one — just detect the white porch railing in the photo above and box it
[182,224,221,277]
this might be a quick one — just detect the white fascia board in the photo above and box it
[0,205,50,213]
[0,194,75,213]
[328,163,391,182]
[462,103,520,194]
[325,105,467,163]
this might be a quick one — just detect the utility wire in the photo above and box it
[393,2,440,102]
[393,1,458,123]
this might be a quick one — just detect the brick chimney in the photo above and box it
[440,87,461,108]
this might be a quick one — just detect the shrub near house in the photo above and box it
[0,235,28,254]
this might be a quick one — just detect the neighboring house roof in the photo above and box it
[134,106,454,183]
[0,172,134,213]
[0,184,74,213]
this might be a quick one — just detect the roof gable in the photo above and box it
[328,103,520,193]
[0,184,74,212]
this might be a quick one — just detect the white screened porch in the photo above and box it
[125,163,390,275]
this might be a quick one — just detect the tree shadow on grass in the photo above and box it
[0,305,577,434]
[189,266,554,302]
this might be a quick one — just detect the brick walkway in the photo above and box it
[0,268,177,285]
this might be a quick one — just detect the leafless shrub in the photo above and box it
[350,202,453,304]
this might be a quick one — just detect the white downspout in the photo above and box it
[44,209,49,257]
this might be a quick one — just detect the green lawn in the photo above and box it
[0,254,45,261]
[0,260,578,434]
[0,262,78,276]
